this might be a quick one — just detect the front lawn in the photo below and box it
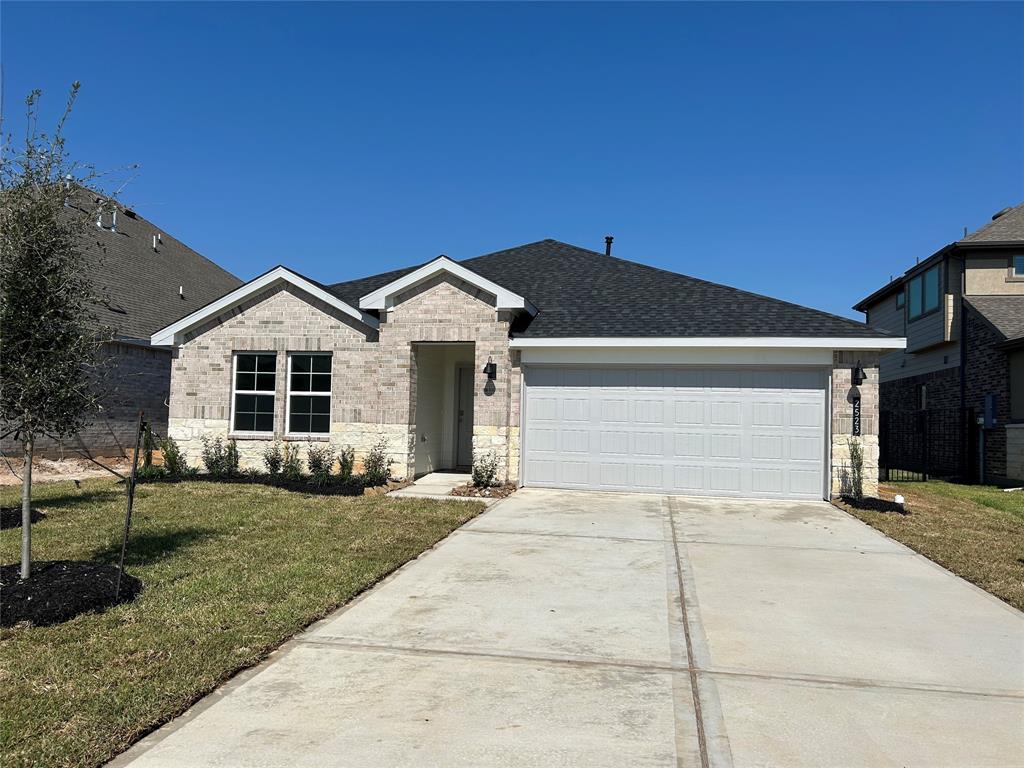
[0,479,482,768]
[846,481,1024,612]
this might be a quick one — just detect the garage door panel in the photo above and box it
[523,367,826,500]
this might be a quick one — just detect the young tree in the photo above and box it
[0,84,112,578]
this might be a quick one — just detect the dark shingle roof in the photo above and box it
[70,193,242,340]
[960,203,1024,244]
[331,239,893,339]
[965,295,1024,344]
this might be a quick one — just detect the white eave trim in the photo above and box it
[509,336,907,350]
[358,255,537,315]
[150,266,378,347]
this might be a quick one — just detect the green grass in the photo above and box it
[0,478,482,768]
[848,480,1024,611]
[896,480,1024,522]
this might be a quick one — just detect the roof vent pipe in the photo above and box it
[152,235,158,251]
[179,285,184,299]
[605,235,614,256]
[992,206,1012,221]
[110,208,117,233]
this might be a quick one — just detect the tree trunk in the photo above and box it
[21,435,33,580]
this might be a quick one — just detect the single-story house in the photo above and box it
[151,239,904,500]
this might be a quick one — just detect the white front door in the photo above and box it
[522,366,827,500]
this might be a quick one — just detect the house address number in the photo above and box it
[852,396,861,437]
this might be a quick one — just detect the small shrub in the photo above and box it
[135,463,165,481]
[160,437,189,478]
[262,442,284,476]
[471,451,499,488]
[338,445,355,480]
[240,466,263,482]
[307,444,335,487]
[201,436,240,479]
[362,437,392,488]
[847,437,864,501]
[281,443,303,482]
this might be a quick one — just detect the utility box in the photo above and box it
[984,394,999,429]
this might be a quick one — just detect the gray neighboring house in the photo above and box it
[3,193,242,459]
[151,239,902,500]
[854,203,1024,484]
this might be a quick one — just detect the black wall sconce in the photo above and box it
[483,357,497,380]
[851,360,867,386]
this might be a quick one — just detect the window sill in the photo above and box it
[284,433,331,442]
[229,432,275,441]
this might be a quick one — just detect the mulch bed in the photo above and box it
[451,483,517,499]
[833,495,907,515]
[1,560,143,628]
[138,474,409,497]
[0,506,45,530]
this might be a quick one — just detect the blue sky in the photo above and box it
[3,2,1021,319]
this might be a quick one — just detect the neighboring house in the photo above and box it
[151,240,901,500]
[2,192,242,460]
[151,239,902,500]
[854,203,1024,484]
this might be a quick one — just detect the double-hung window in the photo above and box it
[287,353,332,434]
[1013,255,1024,277]
[233,353,276,433]
[907,264,941,321]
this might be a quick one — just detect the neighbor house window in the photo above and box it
[232,353,276,433]
[896,291,905,308]
[907,264,941,320]
[1013,255,1024,277]
[287,353,332,434]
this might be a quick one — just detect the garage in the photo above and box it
[522,366,828,499]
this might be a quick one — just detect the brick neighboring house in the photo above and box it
[151,240,902,501]
[1,192,242,460]
[854,203,1024,484]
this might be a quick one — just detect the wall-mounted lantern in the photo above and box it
[483,357,497,380]
[851,360,867,386]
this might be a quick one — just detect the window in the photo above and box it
[287,353,331,434]
[896,291,905,308]
[1011,350,1024,422]
[907,264,941,320]
[1013,255,1024,277]
[233,353,276,433]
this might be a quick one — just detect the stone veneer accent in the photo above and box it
[830,350,881,497]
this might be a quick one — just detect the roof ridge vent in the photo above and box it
[992,206,1013,221]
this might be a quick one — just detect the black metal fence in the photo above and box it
[879,407,977,483]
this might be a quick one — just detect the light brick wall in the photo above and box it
[167,276,521,481]
[831,351,881,497]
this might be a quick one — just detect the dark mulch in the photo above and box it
[0,506,45,529]
[834,495,907,515]
[451,483,517,499]
[137,473,404,497]
[0,560,143,627]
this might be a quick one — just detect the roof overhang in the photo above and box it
[509,336,906,350]
[359,256,537,314]
[150,266,378,347]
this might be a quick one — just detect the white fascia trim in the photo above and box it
[509,336,907,350]
[358,255,537,314]
[150,266,378,347]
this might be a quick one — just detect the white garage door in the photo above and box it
[522,367,827,500]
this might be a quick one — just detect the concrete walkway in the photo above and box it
[389,471,473,500]
[113,490,1024,767]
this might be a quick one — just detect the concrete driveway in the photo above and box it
[114,489,1024,768]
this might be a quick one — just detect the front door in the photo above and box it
[455,366,474,469]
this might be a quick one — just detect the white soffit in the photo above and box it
[509,336,907,350]
[358,256,537,314]
[150,266,378,347]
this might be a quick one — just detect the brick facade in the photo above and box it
[2,341,172,461]
[880,367,961,413]
[963,305,1013,482]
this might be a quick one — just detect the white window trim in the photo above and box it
[230,352,277,437]
[285,352,333,438]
